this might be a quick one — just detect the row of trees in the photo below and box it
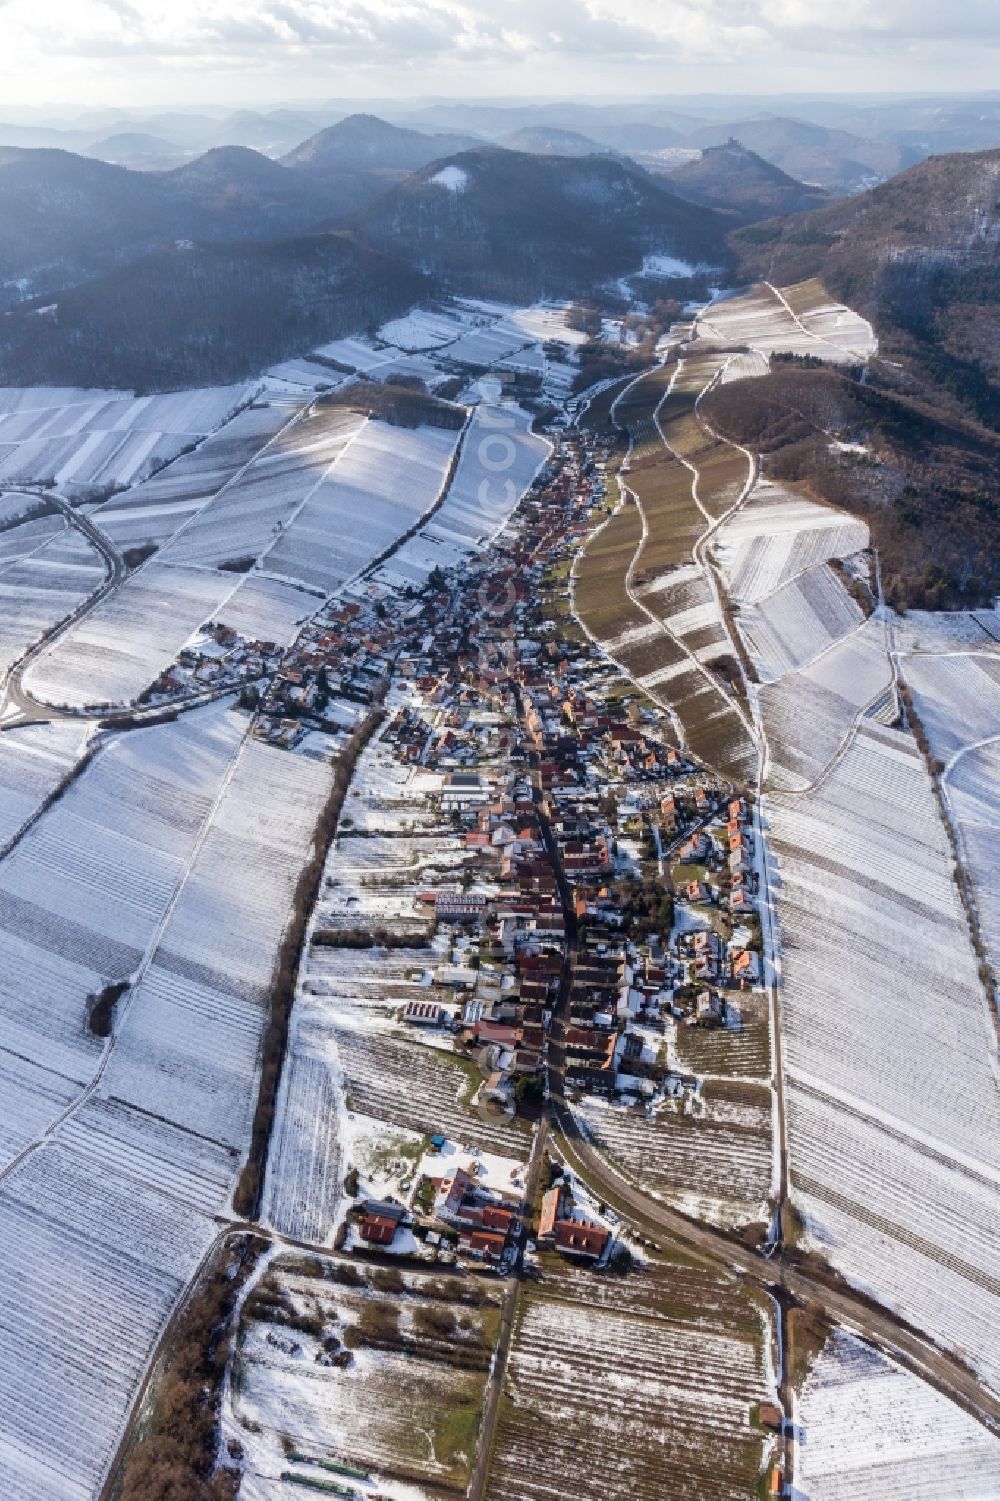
[232,707,385,1219]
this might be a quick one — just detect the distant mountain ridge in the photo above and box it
[356,146,728,298]
[84,132,181,168]
[497,126,614,158]
[690,115,903,193]
[663,141,832,223]
[0,143,355,300]
[283,114,481,174]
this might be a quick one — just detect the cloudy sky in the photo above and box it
[1,0,997,110]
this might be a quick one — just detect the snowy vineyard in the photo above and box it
[793,1330,1000,1500]
[695,281,876,366]
[488,1262,775,1501]
[573,1083,773,1229]
[0,520,105,686]
[0,707,336,1498]
[0,383,256,497]
[771,721,1000,1392]
[898,626,1000,974]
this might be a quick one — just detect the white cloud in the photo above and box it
[0,0,996,103]
[5,0,996,59]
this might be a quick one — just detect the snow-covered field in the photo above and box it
[162,404,365,571]
[0,719,91,849]
[719,350,769,384]
[793,1330,1000,1500]
[761,615,893,791]
[263,417,462,595]
[0,701,247,1169]
[0,519,105,679]
[770,720,1000,1392]
[94,398,297,552]
[712,484,869,606]
[0,1143,216,1501]
[440,321,535,367]
[705,462,886,789]
[25,561,252,707]
[737,564,864,683]
[896,617,1000,992]
[263,357,347,392]
[949,745,1000,963]
[98,735,334,1152]
[0,707,335,1501]
[375,398,548,589]
[378,305,478,351]
[902,647,1000,765]
[696,284,875,365]
[778,278,878,363]
[0,382,255,496]
[261,1018,343,1243]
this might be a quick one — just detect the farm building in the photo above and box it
[403,999,444,1026]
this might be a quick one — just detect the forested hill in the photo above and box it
[732,148,1000,430]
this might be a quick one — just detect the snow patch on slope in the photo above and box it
[431,165,468,193]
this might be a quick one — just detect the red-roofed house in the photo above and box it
[538,1186,562,1241]
[554,1220,610,1260]
[359,1213,399,1246]
[461,1229,507,1260]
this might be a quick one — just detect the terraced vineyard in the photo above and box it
[573,490,648,643]
[576,360,758,782]
[487,1255,775,1501]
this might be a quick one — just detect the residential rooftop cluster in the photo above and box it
[264,418,768,1280]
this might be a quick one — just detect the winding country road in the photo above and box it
[0,489,126,728]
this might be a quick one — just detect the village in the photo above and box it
[224,413,769,1290]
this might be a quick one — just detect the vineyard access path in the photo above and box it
[564,310,1000,1470]
[575,336,787,1215]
